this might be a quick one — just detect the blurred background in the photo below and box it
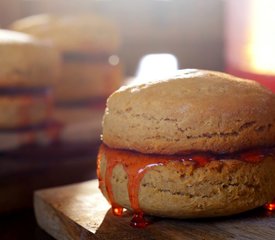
[0,0,275,239]
[0,0,224,75]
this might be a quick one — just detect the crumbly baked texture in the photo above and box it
[55,62,122,102]
[0,29,60,88]
[102,69,275,154]
[98,149,275,218]
[10,14,120,53]
[0,95,52,129]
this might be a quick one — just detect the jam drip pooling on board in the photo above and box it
[265,200,275,211]
[97,144,275,228]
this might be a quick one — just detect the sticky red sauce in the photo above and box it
[240,150,265,163]
[112,207,123,216]
[130,212,150,228]
[97,144,275,228]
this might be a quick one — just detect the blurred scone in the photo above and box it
[10,14,120,53]
[0,29,59,88]
[0,29,60,150]
[11,15,123,143]
[0,122,60,151]
[0,92,52,129]
[98,69,275,218]
[11,14,123,102]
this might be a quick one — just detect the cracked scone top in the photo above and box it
[102,69,275,154]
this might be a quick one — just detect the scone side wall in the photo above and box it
[98,151,275,218]
[102,70,275,154]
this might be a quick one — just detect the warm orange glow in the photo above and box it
[247,0,275,74]
[112,207,123,216]
[264,201,275,211]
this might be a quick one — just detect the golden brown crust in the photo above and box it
[102,69,275,154]
[99,150,275,218]
[0,95,52,129]
[10,14,120,53]
[0,29,60,87]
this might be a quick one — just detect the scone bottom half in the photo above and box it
[97,144,275,227]
[97,69,275,227]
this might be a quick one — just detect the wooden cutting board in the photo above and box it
[34,180,275,240]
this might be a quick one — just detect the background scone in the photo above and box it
[10,14,120,53]
[11,14,123,144]
[98,69,275,218]
[0,92,52,129]
[11,14,122,102]
[0,29,59,88]
[0,29,60,150]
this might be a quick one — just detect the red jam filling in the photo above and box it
[130,212,150,228]
[97,144,275,228]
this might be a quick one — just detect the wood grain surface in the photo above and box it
[34,180,275,240]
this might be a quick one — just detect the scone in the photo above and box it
[0,29,60,88]
[97,69,275,223]
[0,29,60,150]
[10,14,120,53]
[0,122,60,151]
[11,15,123,143]
[0,89,53,129]
[11,14,123,102]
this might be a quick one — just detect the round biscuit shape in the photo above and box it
[102,69,275,154]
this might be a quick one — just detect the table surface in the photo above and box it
[34,180,275,240]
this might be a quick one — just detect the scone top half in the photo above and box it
[10,14,120,53]
[102,69,275,154]
[0,29,60,88]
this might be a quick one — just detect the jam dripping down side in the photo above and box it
[97,145,178,215]
[97,144,275,228]
[97,144,180,226]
